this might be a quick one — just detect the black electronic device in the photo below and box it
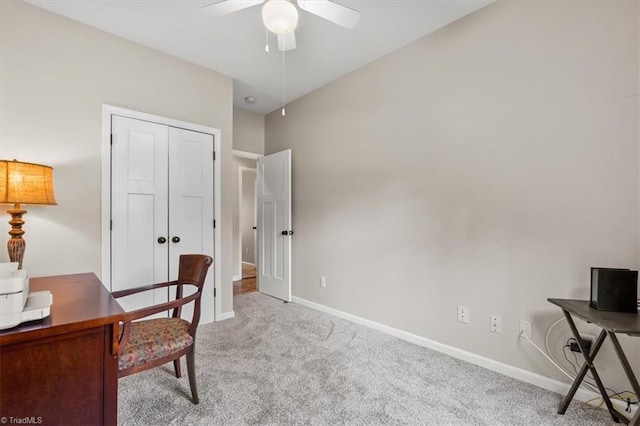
[590,267,638,313]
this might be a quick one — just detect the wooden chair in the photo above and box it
[111,254,213,404]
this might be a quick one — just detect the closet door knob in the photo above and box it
[172,236,181,243]
[157,237,167,244]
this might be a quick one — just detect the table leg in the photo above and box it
[557,326,607,414]
[608,332,640,425]
[629,407,639,426]
[561,310,625,423]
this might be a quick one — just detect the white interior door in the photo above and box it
[257,149,292,302]
[168,127,215,323]
[111,115,169,313]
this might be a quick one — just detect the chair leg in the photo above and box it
[186,344,199,404]
[173,358,182,378]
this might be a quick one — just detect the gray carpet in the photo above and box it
[118,292,616,425]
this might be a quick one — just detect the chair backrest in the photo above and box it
[171,254,213,335]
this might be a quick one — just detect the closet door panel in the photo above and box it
[111,116,169,313]
[168,127,215,322]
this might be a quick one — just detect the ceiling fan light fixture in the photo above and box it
[262,0,298,35]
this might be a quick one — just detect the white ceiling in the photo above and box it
[26,0,494,114]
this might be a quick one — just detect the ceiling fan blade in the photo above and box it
[297,0,360,29]
[201,0,264,17]
[277,31,297,51]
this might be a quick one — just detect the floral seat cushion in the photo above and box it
[119,318,193,371]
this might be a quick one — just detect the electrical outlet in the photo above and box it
[457,306,469,324]
[490,315,502,333]
[519,320,532,339]
[320,276,326,288]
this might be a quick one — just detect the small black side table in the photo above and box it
[548,299,640,425]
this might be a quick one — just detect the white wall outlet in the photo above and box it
[519,320,532,339]
[490,315,502,333]
[457,306,469,324]
[320,276,326,288]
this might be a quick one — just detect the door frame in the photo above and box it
[100,104,223,321]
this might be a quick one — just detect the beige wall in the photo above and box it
[0,1,235,315]
[233,107,265,155]
[266,0,640,390]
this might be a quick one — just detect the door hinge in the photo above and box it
[110,134,113,145]
[213,151,216,161]
[110,220,113,230]
[213,219,216,229]
[214,288,217,298]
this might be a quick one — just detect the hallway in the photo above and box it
[233,263,256,295]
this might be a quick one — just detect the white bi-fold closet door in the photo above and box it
[110,115,214,321]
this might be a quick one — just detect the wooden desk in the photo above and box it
[0,273,125,426]
[548,299,640,425]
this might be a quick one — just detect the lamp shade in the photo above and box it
[0,160,57,205]
[262,0,298,35]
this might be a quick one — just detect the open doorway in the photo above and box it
[232,149,292,301]
[233,152,260,295]
[237,166,257,294]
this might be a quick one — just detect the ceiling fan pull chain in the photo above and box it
[281,46,286,116]
[265,28,270,53]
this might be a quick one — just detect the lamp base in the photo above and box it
[7,205,26,269]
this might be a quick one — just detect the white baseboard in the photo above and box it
[232,274,242,282]
[291,296,638,418]
[216,311,235,321]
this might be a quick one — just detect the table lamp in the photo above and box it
[0,159,57,269]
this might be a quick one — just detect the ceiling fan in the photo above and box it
[202,0,361,51]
